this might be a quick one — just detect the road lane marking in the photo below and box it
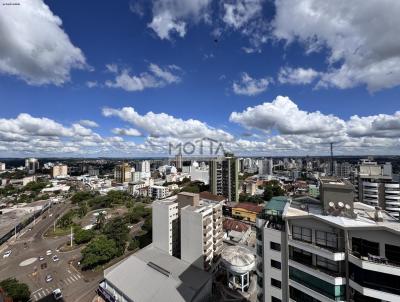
[45,288,50,294]
[70,275,77,281]
[31,288,43,294]
[76,273,81,279]
[37,291,42,298]
[41,290,46,297]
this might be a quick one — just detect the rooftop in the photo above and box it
[199,191,226,202]
[233,202,263,213]
[104,244,212,302]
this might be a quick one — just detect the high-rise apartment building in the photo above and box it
[256,185,400,302]
[25,158,39,174]
[51,164,68,178]
[0,162,5,171]
[352,159,400,217]
[152,192,223,271]
[175,154,183,170]
[259,158,273,176]
[209,153,239,202]
[140,160,150,173]
[114,163,132,183]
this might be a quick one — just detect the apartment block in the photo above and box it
[256,189,400,302]
[51,164,68,178]
[209,153,239,202]
[148,185,169,199]
[352,159,400,217]
[152,192,223,272]
[114,163,132,183]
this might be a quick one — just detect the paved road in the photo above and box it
[0,201,102,302]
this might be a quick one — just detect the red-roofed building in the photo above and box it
[232,202,263,223]
[199,191,226,203]
[223,218,250,233]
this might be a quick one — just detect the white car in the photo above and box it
[52,255,59,262]
[46,250,52,256]
[39,256,44,261]
[45,274,53,283]
[53,288,62,300]
[3,250,11,258]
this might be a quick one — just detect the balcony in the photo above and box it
[349,279,400,302]
[288,237,345,261]
[289,266,346,302]
[349,252,400,276]
[203,233,212,244]
[203,226,212,236]
[289,259,345,285]
[203,241,212,252]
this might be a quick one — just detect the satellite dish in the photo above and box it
[338,202,344,208]
[329,202,335,208]
[345,204,351,210]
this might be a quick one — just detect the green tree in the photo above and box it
[0,278,31,302]
[127,238,140,251]
[71,191,95,204]
[57,210,75,228]
[74,228,95,245]
[81,235,118,270]
[95,212,106,230]
[263,187,273,201]
[77,203,88,218]
[103,218,129,254]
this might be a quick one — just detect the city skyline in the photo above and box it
[1,1,400,157]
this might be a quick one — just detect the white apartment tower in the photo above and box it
[25,158,39,174]
[152,192,223,271]
[256,183,400,302]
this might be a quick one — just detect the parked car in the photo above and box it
[53,288,62,300]
[52,255,59,262]
[39,256,44,261]
[46,250,52,256]
[45,274,53,283]
[3,250,11,258]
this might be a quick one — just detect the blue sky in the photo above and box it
[1,0,400,157]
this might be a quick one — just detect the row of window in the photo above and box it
[292,225,338,249]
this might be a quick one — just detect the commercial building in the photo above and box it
[256,191,400,302]
[209,153,239,202]
[25,158,39,174]
[51,164,68,178]
[114,163,132,184]
[99,244,212,302]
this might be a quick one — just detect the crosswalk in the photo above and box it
[31,271,83,301]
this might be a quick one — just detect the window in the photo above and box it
[271,259,281,270]
[316,256,339,272]
[316,230,338,250]
[270,242,281,251]
[292,225,312,242]
[291,247,312,266]
[352,237,379,257]
[271,297,282,302]
[385,244,400,265]
[271,278,281,289]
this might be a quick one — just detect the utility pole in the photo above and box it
[14,225,17,240]
[70,226,73,247]
[53,221,56,233]
[330,142,334,176]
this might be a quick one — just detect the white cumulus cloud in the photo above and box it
[112,128,142,136]
[233,73,271,96]
[278,67,320,85]
[0,0,86,85]
[102,106,234,141]
[105,63,181,92]
[273,0,400,92]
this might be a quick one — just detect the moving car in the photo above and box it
[39,256,44,261]
[45,274,53,282]
[3,250,11,258]
[46,250,52,256]
[52,255,59,262]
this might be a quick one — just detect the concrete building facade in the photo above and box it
[209,153,239,202]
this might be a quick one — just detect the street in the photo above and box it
[0,201,102,302]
